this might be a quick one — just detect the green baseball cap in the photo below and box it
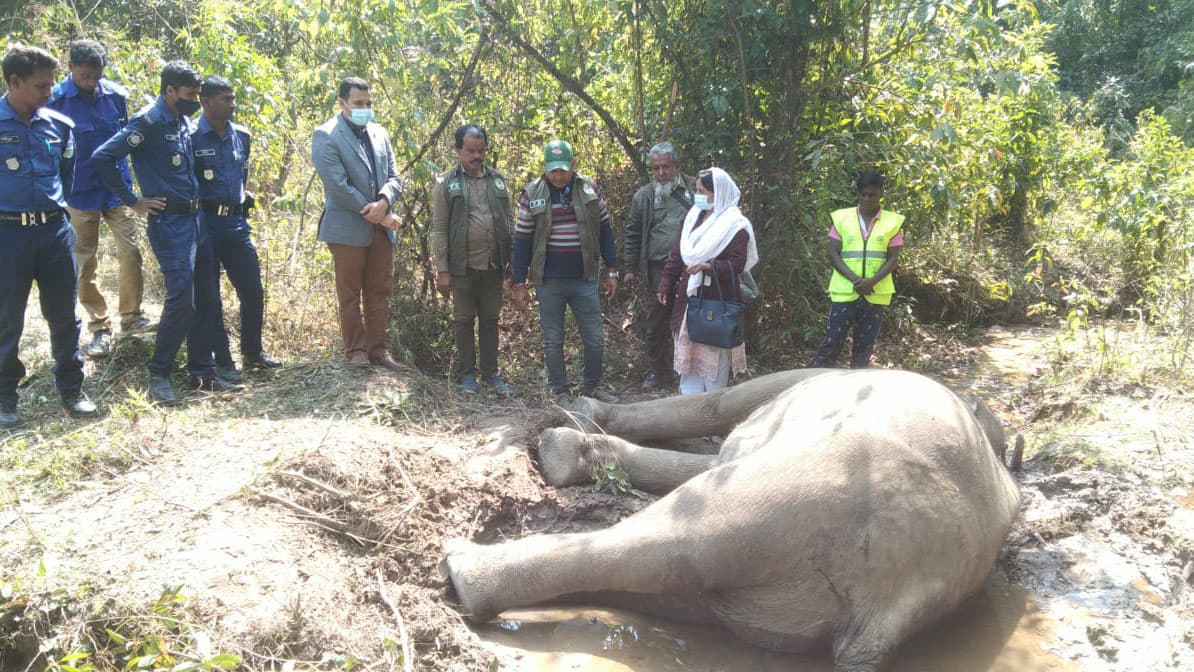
[543,139,574,172]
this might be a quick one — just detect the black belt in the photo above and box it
[0,209,66,227]
[201,200,247,217]
[162,199,200,215]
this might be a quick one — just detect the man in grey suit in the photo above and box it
[311,76,404,370]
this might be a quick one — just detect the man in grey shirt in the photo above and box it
[622,142,694,389]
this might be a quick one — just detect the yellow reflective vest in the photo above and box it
[828,207,904,305]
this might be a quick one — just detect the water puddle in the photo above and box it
[476,573,1076,671]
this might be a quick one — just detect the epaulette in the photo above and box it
[139,101,162,123]
[100,79,129,98]
[40,107,75,128]
[230,121,251,138]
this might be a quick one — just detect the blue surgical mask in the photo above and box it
[349,108,374,126]
[693,193,713,211]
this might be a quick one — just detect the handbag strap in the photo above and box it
[694,260,737,310]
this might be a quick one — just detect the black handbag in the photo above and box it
[685,262,745,349]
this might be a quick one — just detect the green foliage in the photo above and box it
[3,0,1192,370]
[1045,0,1194,141]
[590,460,631,495]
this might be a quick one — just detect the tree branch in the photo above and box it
[480,1,647,178]
[401,26,490,174]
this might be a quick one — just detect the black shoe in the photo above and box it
[62,392,98,417]
[147,374,178,404]
[187,375,241,393]
[244,353,282,369]
[83,329,112,358]
[215,364,244,385]
[641,369,663,390]
[0,403,21,428]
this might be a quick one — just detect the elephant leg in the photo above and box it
[538,427,718,494]
[443,456,811,622]
[569,368,831,442]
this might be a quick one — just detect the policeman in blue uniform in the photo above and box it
[192,75,281,376]
[92,61,208,403]
[47,39,155,358]
[0,45,98,428]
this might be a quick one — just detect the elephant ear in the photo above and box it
[961,394,1008,463]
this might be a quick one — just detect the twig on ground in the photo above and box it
[376,569,414,672]
[375,453,423,548]
[251,487,372,545]
[279,469,353,500]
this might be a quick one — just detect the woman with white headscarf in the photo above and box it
[656,167,759,395]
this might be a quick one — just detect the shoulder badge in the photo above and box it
[495,178,506,191]
[127,132,144,147]
[63,144,75,159]
[529,198,546,209]
[583,183,596,196]
[103,79,129,98]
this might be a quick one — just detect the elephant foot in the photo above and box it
[439,537,499,622]
[538,427,594,487]
[566,395,607,433]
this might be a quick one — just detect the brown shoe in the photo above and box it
[348,351,370,366]
[370,353,403,372]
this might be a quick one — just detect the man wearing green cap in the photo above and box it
[511,139,619,403]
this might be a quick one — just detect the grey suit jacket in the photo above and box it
[311,113,403,246]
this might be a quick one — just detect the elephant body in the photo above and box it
[442,369,1021,672]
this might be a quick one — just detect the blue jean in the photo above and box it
[537,277,604,392]
[209,217,265,358]
[811,298,885,368]
[0,219,84,405]
[146,212,198,376]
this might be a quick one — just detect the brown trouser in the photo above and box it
[68,205,146,333]
[644,260,674,374]
[451,267,504,379]
[328,227,394,359]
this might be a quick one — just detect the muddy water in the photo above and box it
[476,574,1076,671]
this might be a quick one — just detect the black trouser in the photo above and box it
[643,260,674,375]
[452,268,504,380]
[0,216,83,406]
[811,298,885,368]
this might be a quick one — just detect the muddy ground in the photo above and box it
[2,319,1193,671]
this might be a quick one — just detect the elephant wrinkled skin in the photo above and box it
[441,368,1022,672]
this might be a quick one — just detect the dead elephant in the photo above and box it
[441,368,1022,672]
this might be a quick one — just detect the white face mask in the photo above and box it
[693,193,713,211]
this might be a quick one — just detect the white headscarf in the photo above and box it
[679,167,759,297]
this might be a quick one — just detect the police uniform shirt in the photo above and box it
[0,95,75,212]
[192,115,248,206]
[47,76,131,210]
[91,95,198,205]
